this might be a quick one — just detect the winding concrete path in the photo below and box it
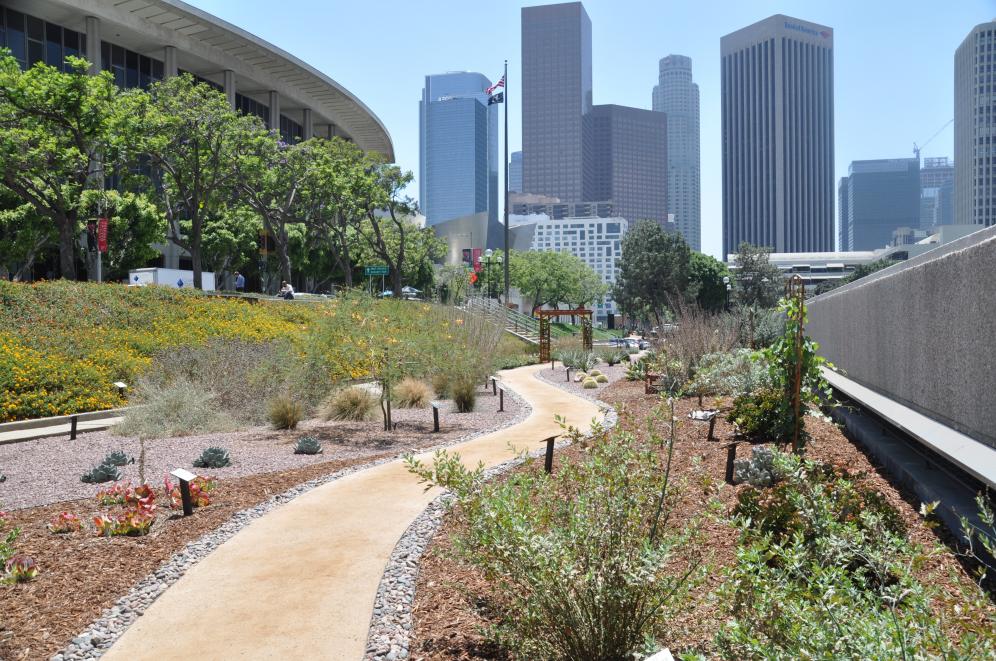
[102,363,601,660]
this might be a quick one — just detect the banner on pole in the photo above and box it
[97,218,108,253]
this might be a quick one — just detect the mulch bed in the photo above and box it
[0,384,522,661]
[409,380,994,660]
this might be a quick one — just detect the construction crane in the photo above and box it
[913,118,954,160]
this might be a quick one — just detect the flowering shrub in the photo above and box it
[47,511,83,534]
[4,555,38,583]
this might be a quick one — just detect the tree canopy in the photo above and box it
[732,242,783,308]
[613,220,690,325]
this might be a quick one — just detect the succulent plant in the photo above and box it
[293,436,323,455]
[193,446,231,469]
[81,462,122,484]
[733,446,783,487]
[582,377,598,389]
[102,450,133,467]
[595,374,609,383]
[589,369,602,377]
[0,471,6,483]
[4,555,38,582]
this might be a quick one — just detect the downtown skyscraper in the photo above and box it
[653,55,701,250]
[954,21,996,227]
[419,72,499,244]
[521,2,592,202]
[721,15,835,258]
[838,158,920,251]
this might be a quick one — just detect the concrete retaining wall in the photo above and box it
[807,225,996,449]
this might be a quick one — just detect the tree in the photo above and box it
[732,242,782,308]
[357,162,418,297]
[562,258,609,320]
[510,250,579,313]
[200,205,260,282]
[0,54,120,279]
[78,190,164,281]
[119,74,259,289]
[685,251,731,312]
[613,220,690,326]
[436,263,471,305]
[0,188,53,281]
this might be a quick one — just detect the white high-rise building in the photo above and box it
[954,21,996,227]
[653,54,700,251]
[721,15,835,258]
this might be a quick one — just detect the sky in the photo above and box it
[192,0,995,259]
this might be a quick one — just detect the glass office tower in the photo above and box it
[840,158,921,251]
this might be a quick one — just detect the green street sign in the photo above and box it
[364,265,389,276]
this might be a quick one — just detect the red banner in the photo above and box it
[97,218,108,253]
[472,248,482,273]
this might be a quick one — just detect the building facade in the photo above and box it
[652,54,700,250]
[521,2,592,201]
[954,21,996,227]
[419,72,499,240]
[721,15,835,258]
[920,156,955,230]
[839,158,920,251]
[529,216,627,320]
[509,151,523,193]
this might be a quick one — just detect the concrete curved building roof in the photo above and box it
[14,0,394,159]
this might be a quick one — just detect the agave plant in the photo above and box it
[193,447,231,469]
[81,462,122,484]
[102,450,134,467]
[294,436,323,455]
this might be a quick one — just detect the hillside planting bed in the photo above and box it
[408,378,995,659]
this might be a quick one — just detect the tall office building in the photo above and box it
[838,176,850,251]
[954,21,996,227]
[920,157,955,230]
[839,159,920,251]
[721,15,835,258]
[521,2,592,200]
[584,104,668,226]
[509,151,523,193]
[652,54,700,250]
[419,72,499,245]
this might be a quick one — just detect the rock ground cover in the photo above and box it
[408,378,995,659]
[0,382,521,661]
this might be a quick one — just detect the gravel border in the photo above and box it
[363,377,618,661]
[51,382,533,661]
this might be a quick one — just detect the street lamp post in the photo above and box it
[723,276,731,311]
[484,249,493,300]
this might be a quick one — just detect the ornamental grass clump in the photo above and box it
[405,408,700,660]
[116,378,237,440]
[321,387,379,422]
[450,377,476,413]
[267,394,303,430]
[394,377,432,409]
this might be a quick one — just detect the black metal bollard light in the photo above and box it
[491,377,497,396]
[171,468,197,516]
[432,402,440,433]
[566,367,572,382]
[707,416,718,442]
[498,387,505,412]
[544,435,557,473]
[69,415,78,440]
[724,442,739,484]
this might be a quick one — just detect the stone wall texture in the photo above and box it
[807,225,996,449]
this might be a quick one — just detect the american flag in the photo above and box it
[486,75,505,96]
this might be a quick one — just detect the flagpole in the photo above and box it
[502,59,510,305]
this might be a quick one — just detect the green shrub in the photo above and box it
[728,388,792,443]
[493,353,538,370]
[267,394,303,430]
[582,377,598,389]
[293,436,323,455]
[404,413,698,660]
[688,348,772,400]
[116,379,237,439]
[595,374,609,384]
[321,387,379,422]
[193,447,231,469]
[451,377,476,413]
[393,377,432,409]
[81,462,121,484]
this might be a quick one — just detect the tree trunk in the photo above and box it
[391,267,402,298]
[57,215,77,281]
[191,241,203,290]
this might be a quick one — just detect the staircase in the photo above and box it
[463,296,541,345]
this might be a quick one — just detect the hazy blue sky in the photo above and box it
[193,0,994,258]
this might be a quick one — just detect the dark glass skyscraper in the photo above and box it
[583,105,668,226]
[840,158,920,251]
[653,54,700,250]
[721,15,834,258]
[521,2,592,201]
[419,72,499,244]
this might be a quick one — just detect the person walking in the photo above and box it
[234,271,246,293]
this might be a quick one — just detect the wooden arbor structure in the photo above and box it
[536,309,593,362]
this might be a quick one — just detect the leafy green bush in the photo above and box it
[193,447,231,469]
[321,387,379,422]
[116,378,237,439]
[728,388,792,443]
[451,377,476,413]
[393,377,432,409]
[718,454,994,659]
[293,436,323,455]
[688,349,772,400]
[267,394,303,430]
[404,413,698,660]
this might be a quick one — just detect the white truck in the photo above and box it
[127,268,216,291]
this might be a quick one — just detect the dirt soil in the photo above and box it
[0,384,520,661]
[409,379,994,660]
